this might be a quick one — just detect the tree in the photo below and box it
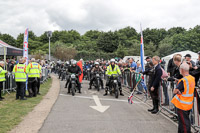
[115,44,127,58]
[118,26,138,39]
[157,37,174,57]
[97,31,119,53]
[83,30,101,40]
[143,28,167,48]
[144,42,158,57]
[167,27,186,37]
[0,34,16,47]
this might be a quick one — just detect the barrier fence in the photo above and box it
[121,71,200,132]
[2,68,51,94]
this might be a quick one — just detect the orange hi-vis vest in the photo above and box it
[171,75,195,111]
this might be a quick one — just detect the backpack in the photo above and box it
[161,67,168,79]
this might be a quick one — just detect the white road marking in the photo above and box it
[59,93,142,103]
[90,95,110,113]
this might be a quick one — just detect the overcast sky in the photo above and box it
[0,0,200,38]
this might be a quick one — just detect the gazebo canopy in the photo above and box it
[0,40,23,56]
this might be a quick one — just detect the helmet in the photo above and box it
[115,61,118,64]
[110,59,115,62]
[72,60,77,65]
[95,62,99,65]
[66,61,69,65]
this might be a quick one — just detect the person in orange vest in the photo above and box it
[171,62,195,133]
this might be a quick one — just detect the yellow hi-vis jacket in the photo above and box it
[171,75,195,111]
[106,64,121,77]
[12,63,27,82]
[0,67,7,82]
[26,62,41,78]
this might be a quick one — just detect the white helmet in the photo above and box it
[66,61,69,65]
[95,62,99,65]
[110,59,115,62]
[72,60,77,65]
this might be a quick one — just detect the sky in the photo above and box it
[0,0,200,38]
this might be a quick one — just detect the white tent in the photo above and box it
[162,50,199,68]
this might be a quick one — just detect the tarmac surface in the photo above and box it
[39,78,178,133]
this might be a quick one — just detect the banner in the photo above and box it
[140,24,145,72]
[23,28,29,65]
[140,24,147,92]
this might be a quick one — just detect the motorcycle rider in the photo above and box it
[84,61,91,79]
[104,59,124,96]
[59,62,65,79]
[88,62,104,90]
[65,60,82,93]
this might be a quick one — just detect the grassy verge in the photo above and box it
[0,78,52,133]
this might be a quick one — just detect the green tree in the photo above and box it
[97,31,119,53]
[0,34,16,46]
[158,37,174,57]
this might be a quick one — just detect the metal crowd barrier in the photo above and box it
[40,68,51,84]
[121,71,200,132]
[2,68,51,94]
[3,73,17,94]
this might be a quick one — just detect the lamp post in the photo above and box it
[47,31,52,61]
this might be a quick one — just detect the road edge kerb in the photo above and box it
[9,75,60,133]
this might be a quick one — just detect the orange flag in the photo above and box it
[77,61,83,83]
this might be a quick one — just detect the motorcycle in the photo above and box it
[108,75,119,98]
[69,73,78,96]
[61,68,67,81]
[84,68,91,80]
[92,72,102,91]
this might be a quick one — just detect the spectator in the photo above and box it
[7,59,15,72]
[160,59,166,69]
[184,54,196,67]
[173,54,183,80]
[196,51,200,66]
[167,57,176,77]
[135,62,143,94]
[148,56,162,114]
[129,58,137,71]
[142,61,154,97]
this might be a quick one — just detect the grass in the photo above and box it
[0,78,52,133]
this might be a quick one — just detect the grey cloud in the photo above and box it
[0,0,200,38]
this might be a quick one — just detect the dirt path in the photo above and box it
[10,75,60,133]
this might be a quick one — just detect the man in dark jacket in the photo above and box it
[167,58,176,77]
[65,60,82,93]
[148,56,162,114]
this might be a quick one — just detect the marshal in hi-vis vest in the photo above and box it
[106,64,121,77]
[171,75,195,111]
[13,63,27,82]
[0,67,7,82]
[26,62,41,78]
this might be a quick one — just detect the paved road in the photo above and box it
[39,78,178,133]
